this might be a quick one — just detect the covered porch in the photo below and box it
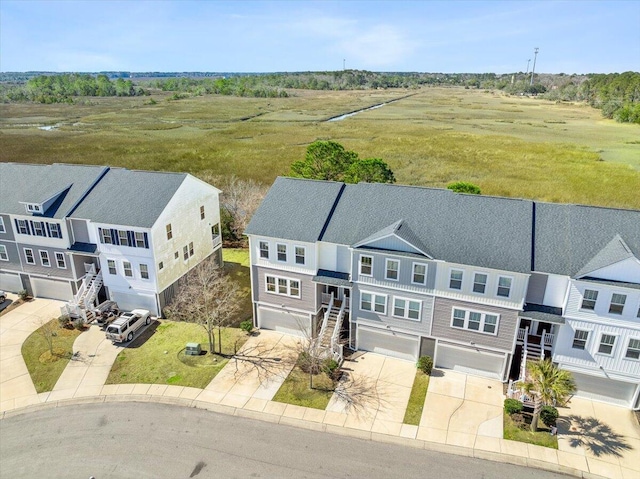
[312,269,352,363]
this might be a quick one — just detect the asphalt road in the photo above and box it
[0,402,571,479]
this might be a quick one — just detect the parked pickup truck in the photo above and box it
[93,300,120,328]
[105,309,151,343]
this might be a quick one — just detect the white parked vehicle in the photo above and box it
[105,309,151,343]
[0,291,6,303]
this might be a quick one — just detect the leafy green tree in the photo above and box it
[290,140,358,181]
[344,158,395,184]
[447,181,481,194]
[524,359,575,431]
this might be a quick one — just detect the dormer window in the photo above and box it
[24,203,42,214]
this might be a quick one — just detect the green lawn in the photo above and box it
[272,366,334,410]
[403,370,430,425]
[106,321,248,389]
[503,412,558,449]
[222,248,252,327]
[22,319,83,393]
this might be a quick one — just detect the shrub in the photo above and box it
[72,317,85,331]
[540,405,559,427]
[240,319,253,334]
[417,355,433,375]
[58,315,71,329]
[323,358,340,380]
[447,181,481,195]
[504,398,524,415]
[18,289,28,300]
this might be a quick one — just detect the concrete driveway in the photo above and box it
[0,296,65,411]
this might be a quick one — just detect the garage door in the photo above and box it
[258,307,309,337]
[436,344,505,380]
[111,291,158,316]
[571,372,636,407]
[357,326,418,362]
[31,277,73,301]
[0,272,23,293]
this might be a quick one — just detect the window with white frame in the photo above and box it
[449,270,463,290]
[33,222,45,237]
[123,261,133,277]
[393,297,421,320]
[140,264,149,279]
[0,217,5,233]
[360,292,387,314]
[166,224,172,240]
[265,275,300,298]
[450,308,499,335]
[49,223,62,238]
[385,259,399,281]
[295,246,305,265]
[572,330,589,350]
[412,263,427,285]
[581,289,598,310]
[0,244,8,261]
[625,338,640,360]
[597,334,616,355]
[24,248,35,264]
[134,232,145,248]
[200,205,205,220]
[107,259,117,275]
[259,241,269,259]
[101,228,112,244]
[118,230,129,247]
[473,273,487,294]
[609,294,626,315]
[183,246,189,261]
[17,220,29,235]
[497,276,512,298]
[39,250,50,267]
[189,242,194,257]
[277,244,287,262]
[359,255,373,276]
[55,252,66,268]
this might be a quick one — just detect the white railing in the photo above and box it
[318,293,334,340]
[212,234,222,249]
[543,332,555,347]
[81,271,102,308]
[344,296,350,310]
[517,327,526,341]
[330,300,346,364]
[74,272,93,304]
[520,347,528,381]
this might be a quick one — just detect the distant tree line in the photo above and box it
[151,76,289,98]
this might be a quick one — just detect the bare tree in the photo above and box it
[331,371,383,415]
[165,257,241,354]
[38,318,58,355]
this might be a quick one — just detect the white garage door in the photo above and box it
[111,291,158,316]
[571,372,636,407]
[258,307,309,337]
[0,272,23,293]
[357,326,418,362]
[436,344,504,380]
[31,277,73,301]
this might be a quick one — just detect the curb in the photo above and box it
[1,396,608,479]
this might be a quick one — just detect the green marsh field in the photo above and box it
[1,87,638,209]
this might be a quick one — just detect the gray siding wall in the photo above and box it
[71,254,99,279]
[352,250,437,291]
[253,265,317,313]
[431,297,519,352]
[70,219,90,243]
[0,240,22,270]
[0,214,15,241]
[526,272,548,304]
[17,243,74,279]
[353,283,434,335]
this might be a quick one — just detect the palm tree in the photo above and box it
[524,359,576,431]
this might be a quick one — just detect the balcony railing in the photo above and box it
[212,234,222,249]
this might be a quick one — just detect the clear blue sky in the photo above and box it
[1,0,638,73]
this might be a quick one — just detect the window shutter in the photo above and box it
[110,229,119,245]
[58,226,63,240]
[128,231,135,248]
[143,232,149,249]
[14,219,19,232]
[46,223,51,237]
[98,227,103,244]
[29,221,34,235]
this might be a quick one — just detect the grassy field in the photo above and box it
[106,321,247,389]
[272,366,334,410]
[403,370,430,425]
[21,319,83,393]
[1,87,638,209]
[503,412,558,449]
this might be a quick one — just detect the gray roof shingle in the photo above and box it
[574,235,636,278]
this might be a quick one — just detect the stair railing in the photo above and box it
[330,300,346,364]
[318,293,334,341]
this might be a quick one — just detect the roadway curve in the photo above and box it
[0,402,570,479]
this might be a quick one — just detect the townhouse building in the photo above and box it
[245,177,640,410]
[0,163,222,317]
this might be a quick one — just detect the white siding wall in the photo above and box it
[584,258,640,284]
[253,236,317,274]
[565,281,640,323]
[11,214,71,249]
[317,242,337,272]
[542,274,570,307]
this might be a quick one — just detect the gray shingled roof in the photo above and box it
[245,177,344,242]
[534,203,640,277]
[0,163,107,218]
[70,168,187,228]
[353,219,432,257]
[574,235,636,278]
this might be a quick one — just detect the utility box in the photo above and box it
[185,342,201,356]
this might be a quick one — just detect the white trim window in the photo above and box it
[0,244,8,261]
[295,246,305,265]
[118,230,130,247]
[360,291,387,314]
[450,308,499,335]
[412,263,427,285]
[473,273,487,294]
[497,276,512,298]
[597,334,616,356]
[385,259,399,281]
[183,245,189,261]
[265,274,300,298]
[277,244,287,262]
[134,232,145,248]
[625,338,640,360]
[33,221,45,237]
[259,241,269,259]
[55,252,66,269]
[359,255,373,276]
[608,293,626,315]
[123,261,133,278]
[107,259,117,275]
[166,224,172,240]
[101,228,112,244]
[24,248,35,264]
[140,264,149,280]
[49,223,62,239]
[0,217,5,233]
[572,329,589,350]
[200,205,205,220]
[17,220,29,235]
[189,242,194,257]
[393,297,421,320]
[449,269,463,290]
[581,289,598,310]
[39,250,50,267]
